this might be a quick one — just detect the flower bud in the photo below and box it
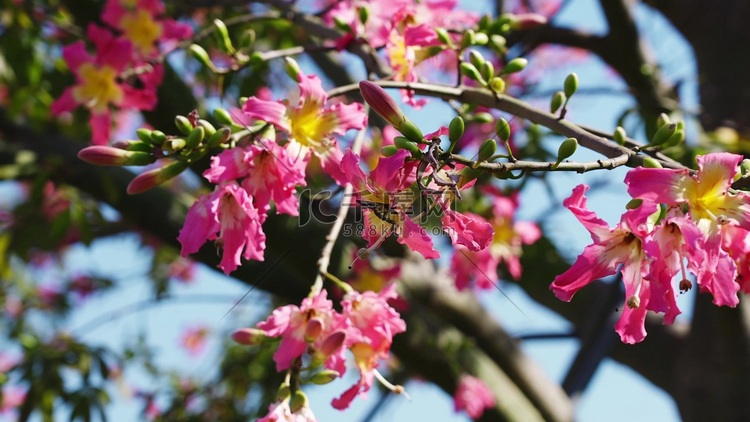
[458,166,483,188]
[396,120,424,144]
[552,137,578,169]
[480,61,495,81]
[380,145,399,157]
[207,127,232,148]
[126,160,190,194]
[359,81,406,129]
[150,130,167,146]
[477,138,497,163]
[174,115,193,135]
[290,391,309,413]
[741,159,750,175]
[213,108,235,126]
[189,44,215,71]
[358,5,369,24]
[502,57,527,74]
[435,27,453,46]
[489,76,506,93]
[656,112,671,128]
[213,19,235,54]
[284,57,302,81]
[550,91,566,114]
[613,126,627,145]
[489,34,506,53]
[231,327,265,345]
[197,119,217,137]
[473,32,489,45]
[511,13,548,29]
[112,140,153,153]
[136,128,153,143]
[394,136,423,156]
[78,146,156,166]
[473,112,494,123]
[305,318,324,341]
[276,384,291,402]
[564,73,579,98]
[163,137,186,154]
[310,331,346,367]
[309,370,340,385]
[460,29,475,49]
[642,157,663,168]
[495,117,511,142]
[185,126,205,150]
[661,121,685,149]
[460,62,484,83]
[448,116,465,144]
[468,50,485,69]
[650,123,677,146]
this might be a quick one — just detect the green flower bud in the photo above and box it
[626,198,643,210]
[458,166,484,188]
[460,62,484,83]
[150,130,167,146]
[276,385,291,402]
[248,52,264,67]
[136,128,153,143]
[468,50,485,69]
[474,32,489,45]
[175,115,193,135]
[741,159,750,175]
[189,44,214,70]
[213,19,235,54]
[477,138,497,163]
[552,137,578,168]
[359,81,407,129]
[163,137,186,154]
[207,127,232,148]
[380,145,399,157]
[478,14,492,31]
[394,136,422,156]
[473,112,494,123]
[661,127,685,149]
[358,5,369,24]
[656,112,671,128]
[460,29,475,49]
[502,57,528,74]
[651,123,677,146]
[398,120,424,144]
[435,28,452,46]
[613,126,627,145]
[213,108,235,126]
[185,126,205,150]
[489,76,506,93]
[239,29,256,49]
[489,34,506,53]
[550,91,566,114]
[495,117,511,142]
[197,119,217,137]
[112,140,153,153]
[564,72,579,98]
[290,391,309,413]
[642,157,663,168]
[480,61,495,81]
[78,146,156,166]
[448,116,465,144]
[309,370,341,385]
[284,57,302,81]
[231,327,265,345]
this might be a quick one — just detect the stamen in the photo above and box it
[373,369,411,401]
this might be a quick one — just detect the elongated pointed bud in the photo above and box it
[185,126,205,150]
[175,115,193,135]
[163,137,186,154]
[213,108,235,126]
[613,126,627,145]
[213,19,235,54]
[398,120,424,144]
[468,50,485,69]
[489,34,506,54]
[276,385,291,402]
[309,370,340,385]
[741,159,750,175]
[78,146,156,166]
[290,391,309,413]
[197,119,217,137]
[650,123,677,146]
[502,57,527,74]
[661,121,685,148]
[359,80,406,129]
[460,62,484,83]
[448,116,465,143]
[460,29,475,49]
[480,61,495,81]
[150,130,167,146]
[112,140,153,153]
[311,330,346,367]
[358,5,369,24]
[136,128,153,143]
[284,57,302,81]
[477,138,497,163]
[127,160,190,194]
[189,44,215,71]
[552,137,578,169]
[550,91,566,114]
[474,32,489,45]
[207,127,232,148]
[380,145,399,157]
[495,117,511,142]
[656,112,671,128]
[564,73,579,98]
[435,27,453,46]
[394,136,423,156]
[642,157,663,168]
[231,328,265,345]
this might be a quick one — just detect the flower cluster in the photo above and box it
[52,0,192,144]
[552,153,750,343]
[233,284,406,417]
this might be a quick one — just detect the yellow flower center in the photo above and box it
[121,9,163,54]
[72,63,123,113]
[686,177,727,222]
[288,104,336,149]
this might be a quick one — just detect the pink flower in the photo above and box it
[204,140,308,219]
[242,71,367,185]
[340,149,440,259]
[177,181,266,274]
[332,283,406,410]
[1,387,26,415]
[51,24,158,144]
[180,325,210,357]
[625,152,749,306]
[258,397,317,422]
[101,0,193,59]
[551,184,660,343]
[453,375,495,419]
[386,24,440,107]
[256,290,347,372]
[722,225,750,294]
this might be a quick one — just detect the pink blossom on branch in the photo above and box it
[242,71,367,185]
[453,375,496,419]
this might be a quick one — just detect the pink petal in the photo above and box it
[340,149,370,192]
[178,193,219,257]
[624,167,688,204]
[241,97,290,131]
[90,111,112,145]
[50,88,78,115]
[400,217,440,259]
[327,101,368,135]
[162,20,194,40]
[119,85,158,110]
[61,41,91,73]
[563,184,613,242]
[551,243,618,301]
